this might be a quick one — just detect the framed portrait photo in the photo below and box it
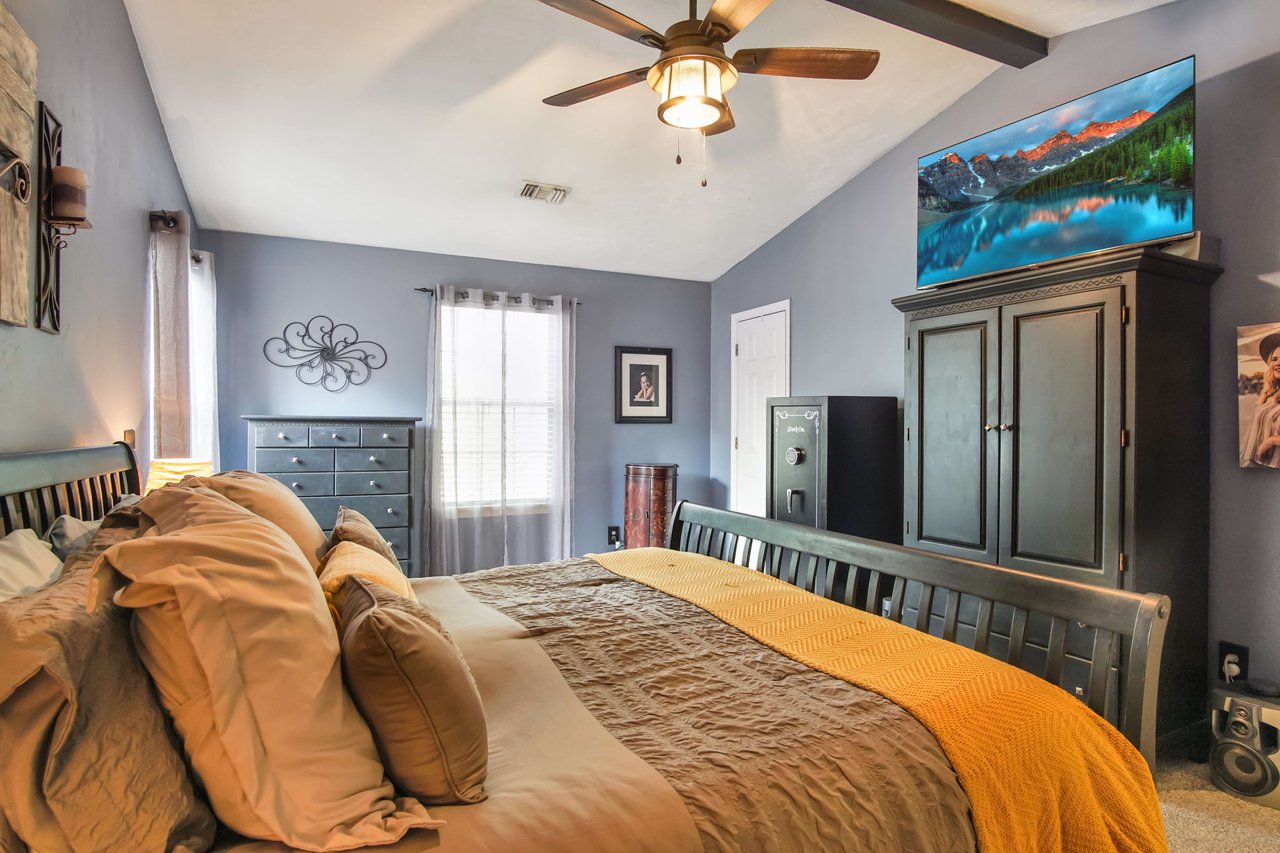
[1238,322,1280,469]
[615,346,673,424]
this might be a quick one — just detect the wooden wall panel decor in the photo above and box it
[0,3,35,328]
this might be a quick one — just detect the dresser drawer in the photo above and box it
[310,426,360,447]
[256,448,335,473]
[362,427,410,448]
[336,471,410,495]
[256,426,308,448]
[300,495,411,529]
[381,527,411,561]
[336,448,409,472]
[266,472,334,497]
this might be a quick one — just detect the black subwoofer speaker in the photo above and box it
[1211,685,1280,808]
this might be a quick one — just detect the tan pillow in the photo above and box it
[319,541,414,602]
[329,506,400,570]
[0,517,215,853]
[92,486,441,850]
[181,470,328,569]
[339,576,488,804]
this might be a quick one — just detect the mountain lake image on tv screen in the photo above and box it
[916,56,1195,287]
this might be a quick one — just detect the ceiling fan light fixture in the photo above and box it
[650,54,736,130]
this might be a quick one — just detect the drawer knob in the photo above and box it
[291,482,301,490]
[386,508,395,515]
[370,480,378,487]
[331,432,340,439]
[382,433,390,440]
[291,457,300,464]
[277,432,286,439]
[369,455,377,462]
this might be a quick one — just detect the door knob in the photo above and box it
[983,423,994,432]
[786,488,804,514]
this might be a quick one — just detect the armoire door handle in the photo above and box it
[999,423,1014,431]
[983,423,994,432]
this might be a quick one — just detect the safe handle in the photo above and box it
[786,488,804,514]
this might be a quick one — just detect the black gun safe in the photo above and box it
[765,396,901,543]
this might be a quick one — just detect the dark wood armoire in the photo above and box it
[624,463,678,548]
[892,246,1221,738]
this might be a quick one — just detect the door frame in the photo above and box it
[730,299,791,514]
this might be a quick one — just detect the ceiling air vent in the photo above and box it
[517,180,571,205]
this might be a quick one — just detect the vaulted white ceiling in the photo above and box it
[123,0,1178,282]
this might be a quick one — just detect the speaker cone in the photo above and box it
[1212,741,1280,797]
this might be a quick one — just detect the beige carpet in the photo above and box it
[1158,759,1280,851]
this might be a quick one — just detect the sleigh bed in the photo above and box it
[0,443,1171,853]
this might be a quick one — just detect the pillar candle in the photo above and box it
[50,166,88,220]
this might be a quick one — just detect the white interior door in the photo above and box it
[731,301,790,516]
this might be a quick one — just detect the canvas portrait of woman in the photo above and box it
[1238,322,1280,468]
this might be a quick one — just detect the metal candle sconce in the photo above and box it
[36,102,92,334]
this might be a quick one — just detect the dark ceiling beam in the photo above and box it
[822,0,1048,68]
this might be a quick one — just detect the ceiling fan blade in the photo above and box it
[702,0,773,41]
[535,0,665,48]
[703,102,735,136]
[732,47,880,79]
[543,68,650,107]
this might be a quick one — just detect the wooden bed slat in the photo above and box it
[1008,607,1029,668]
[915,583,936,633]
[941,590,961,642]
[888,577,906,622]
[1088,629,1115,717]
[1045,617,1068,686]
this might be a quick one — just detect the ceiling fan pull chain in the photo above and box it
[701,131,708,188]
[676,128,683,165]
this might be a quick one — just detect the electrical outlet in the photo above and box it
[607,526,621,546]
[1219,641,1250,683]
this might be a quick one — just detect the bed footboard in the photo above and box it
[665,501,1169,767]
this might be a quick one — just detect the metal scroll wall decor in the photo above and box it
[35,104,92,334]
[263,316,388,392]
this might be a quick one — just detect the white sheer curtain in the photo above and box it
[427,285,575,575]
[149,211,219,467]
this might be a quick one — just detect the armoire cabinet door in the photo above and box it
[905,308,1000,563]
[998,289,1122,587]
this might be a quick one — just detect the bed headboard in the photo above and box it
[0,442,141,538]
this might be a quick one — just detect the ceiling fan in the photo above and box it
[538,0,880,136]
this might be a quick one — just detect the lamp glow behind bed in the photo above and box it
[144,458,214,493]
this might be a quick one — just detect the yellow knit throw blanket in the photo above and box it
[589,548,1167,853]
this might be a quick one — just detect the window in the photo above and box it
[438,303,560,510]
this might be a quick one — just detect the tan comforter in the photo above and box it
[224,556,976,852]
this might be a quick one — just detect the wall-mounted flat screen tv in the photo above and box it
[917,56,1195,288]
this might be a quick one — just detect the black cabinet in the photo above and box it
[766,396,900,544]
[894,247,1221,737]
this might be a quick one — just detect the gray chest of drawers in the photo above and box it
[244,416,422,575]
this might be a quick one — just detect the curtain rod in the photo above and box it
[414,287,582,307]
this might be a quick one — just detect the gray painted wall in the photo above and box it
[711,0,1280,678]
[204,230,711,556]
[0,0,192,468]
